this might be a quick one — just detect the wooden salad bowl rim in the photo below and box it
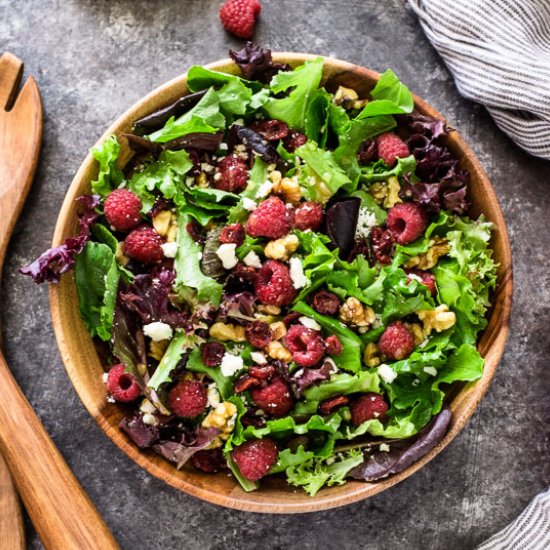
[49,53,513,513]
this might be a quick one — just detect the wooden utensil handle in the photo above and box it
[0,351,119,550]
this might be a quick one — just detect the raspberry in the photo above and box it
[325,335,343,356]
[215,155,249,192]
[311,290,341,315]
[246,197,290,240]
[386,203,428,245]
[369,227,394,264]
[250,119,289,141]
[350,393,389,426]
[104,189,142,232]
[284,325,326,367]
[231,438,278,481]
[124,225,165,264]
[219,0,261,39]
[319,395,349,415]
[291,201,324,231]
[376,132,410,167]
[168,380,207,418]
[219,223,245,246]
[251,377,294,417]
[192,448,227,474]
[357,139,377,165]
[106,364,141,402]
[254,260,296,306]
[245,320,272,348]
[201,342,225,367]
[378,321,415,360]
[406,269,437,296]
[283,130,307,152]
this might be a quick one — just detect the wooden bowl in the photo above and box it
[50,54,512,513]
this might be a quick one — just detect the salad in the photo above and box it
[22,43,497,496]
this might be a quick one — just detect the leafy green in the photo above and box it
[303,370,381,403]
[75,241,119,341]
[187,66,258,93]
[263,58,324,131]
[148,331,191,390]
[304,89,331,146]
[174,213,223,305]
[351,190,387,224]
[360,155,416,183]
[90,136,124,197]
[186,347,233,399]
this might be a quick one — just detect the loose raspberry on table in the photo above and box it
[311,290,341,315]
[168,380,207,418]
[291,201,324,231]
[214,155,249,193]
[350,393,389,426]
[325,335,343,356]
[283,130,308,152]
[219,0,261,39]
[231,438,278,481]
[251,376,294,417]
[245,320,272,348]
[192,448,227,474]
[250,119,289,141]
[284,325,326,367]
[219,223,245,246]
[104,189,142,232]
[319,395,349,415]
[246,196,290,240]
[254,260,297,306]
[369,227,394,264]
[406,269,437,296]
[378,321,415,360]
[376,132,410,167]
[386,203,428,245]
[106,364,142,402]
[201,342,225,367]
[124,225,165,264]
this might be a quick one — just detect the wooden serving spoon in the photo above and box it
[0,52,119,550]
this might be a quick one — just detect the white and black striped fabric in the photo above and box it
[408,0,550,160]
[476,488,550,550]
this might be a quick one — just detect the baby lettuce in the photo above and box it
[264,57,324,131]
[90,136,124,197]
[186,347,233,400]
[148,331,188,391]
[174,212,223,305]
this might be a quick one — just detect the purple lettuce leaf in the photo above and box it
[228,124,279,164]
[218,291,256,322]
[349,409,452,482]
[119,414,160,449]
[153,427,220,469]
[292,360,337,398]
[229,42,290,83]
[399,113,449,140]
[20,195,101,283]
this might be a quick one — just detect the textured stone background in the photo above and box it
[1,0,549,548]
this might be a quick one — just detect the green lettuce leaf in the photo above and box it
[360,155,416,182]
[90,136,124,197]
[186,346,233,399]
[303,371,381,403]
[148,331,190,390]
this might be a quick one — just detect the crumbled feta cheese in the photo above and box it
[197,251,203,260]
[143,321,173,342]
[220,353,244,377]
[161,242,178,258]
[250,351,268,365]
[423,366,438,377]
[355,207,378,238]
[243,250,262,269]
[299,316,322,331]
[378,363,398,384]
[242,197,257,211]
[102,372,109,384]
[293,368,304,378]
[412,378,420,387]
[201,162,214,173]
[142,413,157,426]
[207,384,221,408]
[218,142,228,151]
[407,273,423,283]
[213,172,222,182]
[289,257,308,289]
[379,443,390,452]
[216,243,238,269]
[256,181,273,198]
[326,457,336,465]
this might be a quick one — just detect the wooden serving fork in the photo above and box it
[0,52,119,550]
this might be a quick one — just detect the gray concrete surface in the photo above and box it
[1,0,549,548]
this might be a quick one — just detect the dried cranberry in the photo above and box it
[234,375,262,393]
[348,237,371,261]
[319,395,350,415]
[224,263,257,294]
[283,130,308,152]
[192,448,227,473]
[282,311,302,328]
[358,139,377,165]
[245,320,272,348]
[186,220,205,244]
[219,223,245,246]
[311,290,341,315]
[284,325,326,367]
[325,335,343,356]
[249,119,289,140]
[370,227,394,264]
[406,269,437,296]
[201,342,225,367]
[248,365,275,380]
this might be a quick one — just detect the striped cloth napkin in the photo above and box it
[408,0,550,160]
[408,1,550,547]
